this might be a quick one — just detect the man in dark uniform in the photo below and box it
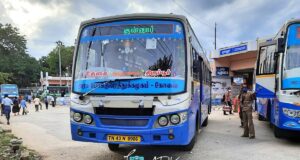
[240,85,256,139]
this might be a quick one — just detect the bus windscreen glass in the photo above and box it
[283,23,300,89]
[73,20,186,94]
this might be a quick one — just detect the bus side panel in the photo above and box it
[256,75,275,118]
[190,81,201,132]
[276,101,300,131]
[201,83,210,125]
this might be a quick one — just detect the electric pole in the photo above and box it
[56,41,62,86]
[214,22,217,50]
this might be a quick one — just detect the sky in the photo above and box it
[0,0,299,59]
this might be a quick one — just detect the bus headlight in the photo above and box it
[73,113,83,122]
[158,116,168,126]
[170,114,180,125]
[282,108,300,118]
[83,114,93,124]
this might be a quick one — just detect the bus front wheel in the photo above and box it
[201,117,208,127]
[258,114,265,121]
[108,144,119,151]
[274,126,284,138]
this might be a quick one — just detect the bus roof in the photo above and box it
[80,13,188,27]
[274,18,300,39]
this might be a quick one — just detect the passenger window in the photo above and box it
[257,45,276,74]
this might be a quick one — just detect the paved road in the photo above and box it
[0,104,299,160]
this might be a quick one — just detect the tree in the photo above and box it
[40,43,74,77]
[0,72,12,84]
[0,23,40,87]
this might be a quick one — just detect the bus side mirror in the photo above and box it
[276,38,285,53]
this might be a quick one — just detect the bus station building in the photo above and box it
[210,37,272,105]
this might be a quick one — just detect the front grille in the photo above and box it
[94,107,154,116]
[100,118,149,126]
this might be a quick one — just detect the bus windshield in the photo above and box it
[283,23,300,89]
[73,20,186,95]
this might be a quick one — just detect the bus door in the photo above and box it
[256,40,277,119]
[192,49,202,122]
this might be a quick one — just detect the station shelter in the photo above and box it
[210,37,272,106]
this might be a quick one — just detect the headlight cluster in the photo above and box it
[70,110,94,124]
[156,111,188,128]
[282,108,300,118]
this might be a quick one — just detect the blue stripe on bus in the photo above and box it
[278,101,300,130]
[255,83,275,98]
[282,77,300,89]
[73,78,185,94]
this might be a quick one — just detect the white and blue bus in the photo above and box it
[256,19,300,137]
[0,84,19,98]
[70,14,211,151]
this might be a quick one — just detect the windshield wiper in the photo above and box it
[79,77,142,99]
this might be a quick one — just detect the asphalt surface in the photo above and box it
[0,104,299,160]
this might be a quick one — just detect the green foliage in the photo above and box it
[0,72,12,84]
[0,23,40,87]
[40,44,74,76]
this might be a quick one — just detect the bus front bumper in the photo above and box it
[70,120,192,146]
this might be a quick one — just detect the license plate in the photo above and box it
[107,135,141,143]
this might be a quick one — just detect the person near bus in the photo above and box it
[223,88,233,115]
[33,97,41,112]
[28,94,32,103]
[0,96,3,116]
[12,97,20,116]
[44,96,49,110]
[53,95,57,107]
[20,98,27,115]
[240,85,256,139]
[2,94,13,125]
[238,84,246,128]
[50,96,55,107]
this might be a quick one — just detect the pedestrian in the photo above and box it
[2,94,13,125]
[0,96,3,116]
[238,85,245,128]
[50,96,55,107]
[223,88,233,115]
[28,94,32,103]
[240,84,256,139]
[12,97,20,116]
[44,96,49,110]
[33,96,41,112]
[20,98,27,115]
[53,95,56,107]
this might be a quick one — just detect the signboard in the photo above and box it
[220,44,247,56]
[216,67,229,76]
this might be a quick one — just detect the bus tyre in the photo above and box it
[201,117,208,127]
[258,114,264,121]
[274,126,284,138]
[108,144,119,151]
[181,136,196,151]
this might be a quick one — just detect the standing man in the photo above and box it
[240,85,256,139]
[44,96,49,110]
[0,96,3,116]
[33,96,41,112]
[20,98,27,115]
[2,94,13,125]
